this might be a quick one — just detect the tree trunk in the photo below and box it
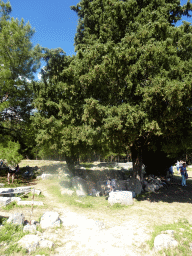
[65,156,77,175]
[131,144,143,182]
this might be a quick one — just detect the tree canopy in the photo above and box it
[0,0,40,164]
[68,0,192,178]
[17,0,192,178]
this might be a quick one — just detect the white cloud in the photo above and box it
[37,73,42,80]
[18,76,31,83]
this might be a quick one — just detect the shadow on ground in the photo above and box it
[0,167,38,187]
[137,176,192,204]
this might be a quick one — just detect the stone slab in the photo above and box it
[1,197,21,203]
[41,174,53,180]
[0,197,11,206]
[18,201,44,206]
[108,191,134,205]
[0,186,32,196]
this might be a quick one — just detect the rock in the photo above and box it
[126,178,142,195]
[22,170,34,179]
[108,191,134,206]
[76,190,87,197]
[34,189,41,195]
[72,176,88,195]
[87,180,97,194]
[31,220,39,225]
[96,181,107,195]
[39,239,54,249]
[143,180,148,187]
[18,234,40,253]
[41,174,53,180]
[116,180,127,191]
[7,212,25,225]
[95,191,101,197]
[0,186,32,196]
[161,230,175,235]
[59,180,72,188]
[40,211,60,229]
[23,224,37,233]
[18,201,44,206]
[60,188,74,196]
[145,184,159,192]
[0,197,11,206]
[91,189,101,197]
[10,197,21,202]
[154,234,178,251]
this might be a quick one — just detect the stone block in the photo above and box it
[60,188,74,196]
[154,234,178,251]
[72,176,88,195]
[108,191,134,205]
[18,234,40,253]
[18,201,44,206]
[39,239,54,249]
[96,180,107,194]
[22,170,34,179]
[0,186,32,196]
[0,197,11,206]
[7,212,25,225]
[34,189,41,195]
[10,197,21,202]
[40,211,60,229]
[41,174,53,180]
[76,190,87,197]
[126,178,142,195]
[23,224,37,233]
[145,184,159,192]
[87,180,96,194]
[116,180,127,191]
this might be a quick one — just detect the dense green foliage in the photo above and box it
[68,0,192,178]
[0,0,40,164]
[32,48,87,167]
[2,0,192,177]
[32,0,192,176]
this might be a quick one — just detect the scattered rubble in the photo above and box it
[40,211,61,229]
[154,232,178,251]
[7,212,25,225]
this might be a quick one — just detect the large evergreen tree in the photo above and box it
[70,0,192,180]
[32,47,116,170]
[32,48,84,169]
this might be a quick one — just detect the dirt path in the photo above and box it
[1,161,192,256]
[32,182,153,256]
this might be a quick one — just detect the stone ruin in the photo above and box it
[59,163,169,205]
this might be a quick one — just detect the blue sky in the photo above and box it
[9,0,79,56]
[9,0,192,58]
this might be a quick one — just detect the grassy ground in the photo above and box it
[1,160,192,255]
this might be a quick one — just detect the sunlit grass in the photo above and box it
[148,219,192,255]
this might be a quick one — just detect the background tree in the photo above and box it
[0,0,40,163]
[71,0,192,180]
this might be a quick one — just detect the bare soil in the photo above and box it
[1,160,192,256]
